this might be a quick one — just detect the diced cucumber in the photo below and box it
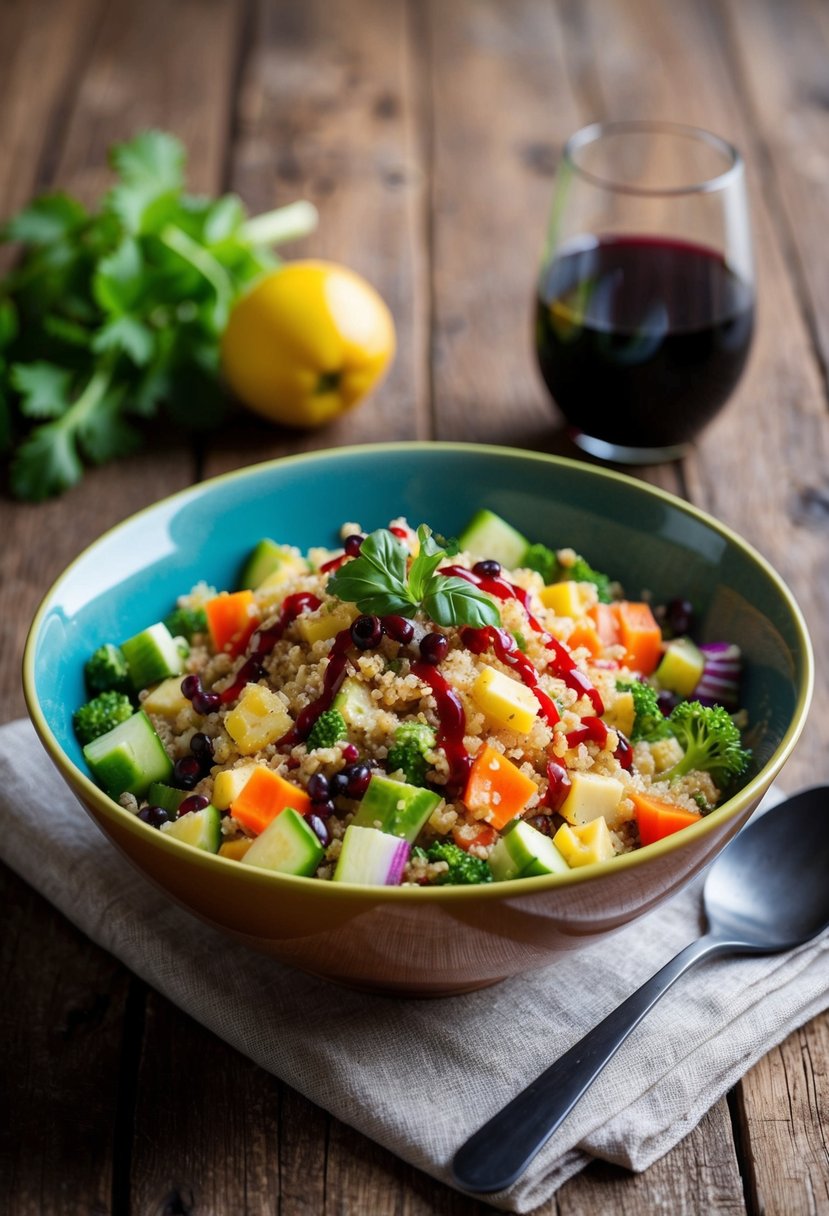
[238,538,297,590]
[162,804,221,853]
[121,622,184,691]
[655,637,705,698]
[333,676,375,728]
[333,824,410,885]
[147,782,189,816]
[458,509,530,568]
[352,774,441,843]
[241,808,324,877]
[489,819,570,882]
[83,710,173,800]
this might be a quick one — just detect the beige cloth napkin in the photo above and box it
[2,716,827,1213]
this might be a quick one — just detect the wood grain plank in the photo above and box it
[717,0,829,384]
[426,0,581,449]
[202,0,427,478]
[0,864,131,1216]
[0,0,241,726]
[128,993,281,1215]
[0,0,105,271]
[734,1013,829,1215]
[557,1104,747,1215]
[574,0,829,789]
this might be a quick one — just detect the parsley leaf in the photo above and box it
[1,129,318,499]
[327,525,501,628]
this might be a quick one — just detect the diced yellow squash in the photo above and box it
[212,763,257,810]
[142,676,190,718]
[296,602,359,645]
[219,838,253,861]
[559,771,624,827]
[471,664,539,735]
[553,817,615,867]
[255,552,309,593]
[602,689,635,738]
[225,685,293,755]
[539,581,594,617]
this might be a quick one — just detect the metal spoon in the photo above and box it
[452,787,829,1195]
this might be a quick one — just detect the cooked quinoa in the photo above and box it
[89,516,749,886]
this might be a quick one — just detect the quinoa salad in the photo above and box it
[74,509,751,887]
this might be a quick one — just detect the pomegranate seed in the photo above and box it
[350,615,383,650]
[190,732,213,759]
[345,763,371,799]
[330,771,349,798]
[173,755,201,789]
[308,814,330,846]
[307,773,330,802]
[340,742,359,764]
[181,674,200,700]
[178,794,209,816]
[344,533,364,556]
[419,632,448,665]
[192,690,221,716]
[473,559,501,578]
[138,805,170,829]
[382,614,414,644]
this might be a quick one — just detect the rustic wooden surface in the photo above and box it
[1,0,828,1212]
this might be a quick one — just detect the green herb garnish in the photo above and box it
[327,525,501,628]
[0,130,317,500]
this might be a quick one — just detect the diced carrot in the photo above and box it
[630,791,702,846]
[567,621,602,658]
[451,819,498,852]
[205,590,261,657]
[230,765,312,836]
[588,602,622,647]
[463,744,538,830]
[616,601,662,675]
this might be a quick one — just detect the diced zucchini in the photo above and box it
[83,710,173,799]
[333,676,376,728]
[241,808,324,876]
[489,819,570,881]
[121,622,184,691]
[458,509,529,568]
[333,824,410,885]
[352,774,441,843]
[162,804,222,853]
[238,539,307,591]
[146,781,189,816]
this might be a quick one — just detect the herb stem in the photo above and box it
[241,201,319,247]
[57,361,115,434]
[159,224,235,328]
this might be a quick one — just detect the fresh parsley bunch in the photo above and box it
[328,525,501,628]
[0,131,317,500]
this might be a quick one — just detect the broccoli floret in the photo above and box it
[386,721,436,786]
[424,840,493,886]
[306,708,348,751]
[523,544,613,603]
[84,643,131,695]
[616,679,672,742]
[523,543,558,583]
[657,700,751,787]
[163,605,208,642]
[73,691,134,746]
[566,556,613,603]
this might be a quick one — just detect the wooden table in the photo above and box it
[2,1,828,1212]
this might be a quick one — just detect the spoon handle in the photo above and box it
[452,932,734,1194]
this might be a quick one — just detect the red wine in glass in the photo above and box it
[536,235,755,452]
[535,122,755,462]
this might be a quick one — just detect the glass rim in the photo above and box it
[562,120,744,198]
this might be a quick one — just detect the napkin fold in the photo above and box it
[2,717,827,1213]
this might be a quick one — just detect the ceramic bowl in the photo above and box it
[24,444,812,995]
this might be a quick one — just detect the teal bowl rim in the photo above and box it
[23,441,815,903]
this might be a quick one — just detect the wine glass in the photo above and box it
[535,121,755,464]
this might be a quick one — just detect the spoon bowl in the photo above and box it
[453,787,829,1194]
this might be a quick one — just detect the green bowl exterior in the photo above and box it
[23,443,813,994]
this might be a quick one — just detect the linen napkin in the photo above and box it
[2,718,827,1213]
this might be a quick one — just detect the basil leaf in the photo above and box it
[423,576,501,628]
[408,525,445,601]
[358,528,410,591]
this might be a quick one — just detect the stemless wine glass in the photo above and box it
[535,121,755,463]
